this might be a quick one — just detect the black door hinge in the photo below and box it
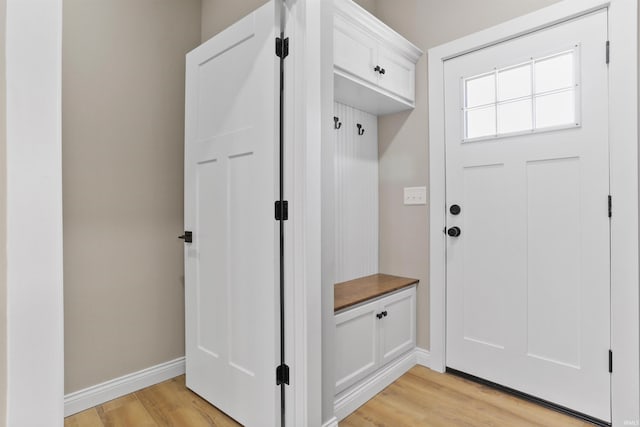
[276,364,290,385]
[608,195,612,218]
[606,40,610,64]
[275,200,288,221]
[276,37,289,59]
[609,349,613,373]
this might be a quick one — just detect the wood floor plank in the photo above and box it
[340,366,593,427]
[64,408,104,427]
[96,394,157,427]
[135,376,241,427]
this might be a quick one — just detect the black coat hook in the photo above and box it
[357,123,365,136]
[334,116,342,129]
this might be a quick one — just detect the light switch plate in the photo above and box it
[404,186,427,205]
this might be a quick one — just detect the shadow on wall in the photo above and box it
[378,110,411,158]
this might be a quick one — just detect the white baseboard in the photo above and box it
[334,349,416,421]
[334,348,431,422]
[415,347,431,368]
[64,357,186,417]
[322,417,339,427]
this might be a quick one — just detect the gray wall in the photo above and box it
[201,0,268,41]
[373,0,561,350]
[62,0,201,393]
[201,0,376,42]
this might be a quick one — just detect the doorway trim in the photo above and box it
[427,0,639,425]
[5,0,65,424]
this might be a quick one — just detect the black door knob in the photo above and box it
[447,227,461,237]
[450,204,461,215]
[178,231,193,243]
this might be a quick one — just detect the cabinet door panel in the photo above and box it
[335,300,379,394]
[334,15,378,86]
[377,45,415,102]
[380,287,416,365]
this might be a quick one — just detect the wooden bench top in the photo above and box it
[334,273,419,312]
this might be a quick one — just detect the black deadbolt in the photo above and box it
[447,226,461,237]
[450,204,461,215]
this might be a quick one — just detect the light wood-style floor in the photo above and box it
[65,366,593,427]
[341,366,593,427]
[64,375,241,427]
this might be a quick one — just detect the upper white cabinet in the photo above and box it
[334,0,423,115]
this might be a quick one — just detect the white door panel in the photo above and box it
[334,14,378,86]
[335,300,379,394]
[445,10,610,422]
[379,287,416,365]
[184,2,280,426]
[377,46,415,101]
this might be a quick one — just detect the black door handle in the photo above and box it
[447,227,461,237]
[178,231,193,243]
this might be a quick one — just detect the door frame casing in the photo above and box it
[5,0,65,425]
[427,0,639,425]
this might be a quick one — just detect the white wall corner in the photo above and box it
[64,357,185,417]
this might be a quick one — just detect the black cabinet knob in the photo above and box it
[447,227,461,237]
[374,65,381,73]
[450,204,461,215]
[376,312,384,319]
[379,67,386,75]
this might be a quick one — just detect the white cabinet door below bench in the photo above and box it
[335,298,379,394]
[380,288,416,365]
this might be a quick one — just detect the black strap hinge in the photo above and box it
[608,195,612,218]
[609,349,613,373]
[276,364,290,385]
[276,37,289,59]
[275,200,288,221]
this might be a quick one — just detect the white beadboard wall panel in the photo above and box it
[334,102,379,283]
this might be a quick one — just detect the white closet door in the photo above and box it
[183,2,280,425]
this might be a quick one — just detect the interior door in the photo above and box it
[183,2,280,425]
[444,10,611,422]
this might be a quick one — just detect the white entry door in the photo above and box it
[184,2,280,426]
[445,10,610,422]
